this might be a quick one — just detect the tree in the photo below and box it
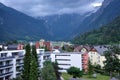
[67,66,83,78]
[31,45,40,79]
[62,46,65,51]
[29,56,38,80]
[104,45,120,78]
[32,45,38,61]
[11,77,22,80]
[52,61,61,80]
[87,60,94,77]
[41,61,57,80]
[22,44,31,80]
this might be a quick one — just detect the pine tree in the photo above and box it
[22,44,31,80]
[31,45,40,79]
[52,61,61,80]
[32,45,38,61]
[29,56,38,80]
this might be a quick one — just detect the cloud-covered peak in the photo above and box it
[0,0,104,17]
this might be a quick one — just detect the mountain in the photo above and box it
[0,3,52,41]
[73,15,120,45]
[40,13,92,40]
[73,0,120,36]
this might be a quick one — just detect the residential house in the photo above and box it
[89,46,108,68]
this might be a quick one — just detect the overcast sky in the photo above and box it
[0,0,104,17]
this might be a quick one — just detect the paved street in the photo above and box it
[110,77,119,80]
[69,78,86,80]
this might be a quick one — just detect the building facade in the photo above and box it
[51,52,82,72]
[0,50,25,80]
[0,49,86,79]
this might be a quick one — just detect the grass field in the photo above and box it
[62,73,110,80]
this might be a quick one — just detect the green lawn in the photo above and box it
[82,74,110,80]
[62,72,72,80]
[62,73,110,80]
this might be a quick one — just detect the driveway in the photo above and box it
[69,78,86,80]
[110,77,119,80]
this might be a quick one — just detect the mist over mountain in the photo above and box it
[0,0,120,41]
[73,0,120,37]
[0,3,52,41]
[39,0,120,40]
[39,13,92,40]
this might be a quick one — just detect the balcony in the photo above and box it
[16,56,24,60]
[0,71,13,77]
[16,63,23,67]
[0,57,13,61]
[0,64,13,69]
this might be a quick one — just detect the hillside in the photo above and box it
[0,3,52,41]
[73,0,120,37]
[40,13,92,40]
[73,15,120,45]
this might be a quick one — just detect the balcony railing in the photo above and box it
[0,57,14,61]
[0,64,13,69]
[0,71,13,77]
[16,63,23,66]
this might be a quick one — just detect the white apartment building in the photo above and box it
[0,49,52,80]
[0,50,25,80]
[37,49,52,68]
[37,50,83,72]
[51,52,82,72]
[0,49,83,79]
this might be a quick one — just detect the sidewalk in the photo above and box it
[60,76,64,80]
[110,77,119,80]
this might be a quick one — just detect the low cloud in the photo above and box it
[0,0,104,17]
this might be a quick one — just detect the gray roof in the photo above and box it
[94,46,108,55]
[8,44,18,50]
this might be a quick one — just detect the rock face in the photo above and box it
[40,13,92,40]
[74,0,120,36]
[0,3,52,41]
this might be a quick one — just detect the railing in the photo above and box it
[0,57,14,61]
[16,63,23,66]
[0,71,13,77]
[0,64,13,69]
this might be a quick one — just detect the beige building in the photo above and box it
[88,51,106,68]
[88,46,108,68]
[88,51,99,65]
[99,55,106,67]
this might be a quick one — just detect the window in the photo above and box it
[12,52,19,57]
[91,59,92,61]
[6,61,10,65]
[91,55,93,57]
[0,70,3,74]
[0,62,3,66]
[56,55,70,56]
[55,59,70,61]
[59,68,68,70]
[16,60,21,64]
[55,55,70,58]
[1,53,7,57]
[58,64,71,66]
[6,68,10,73]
